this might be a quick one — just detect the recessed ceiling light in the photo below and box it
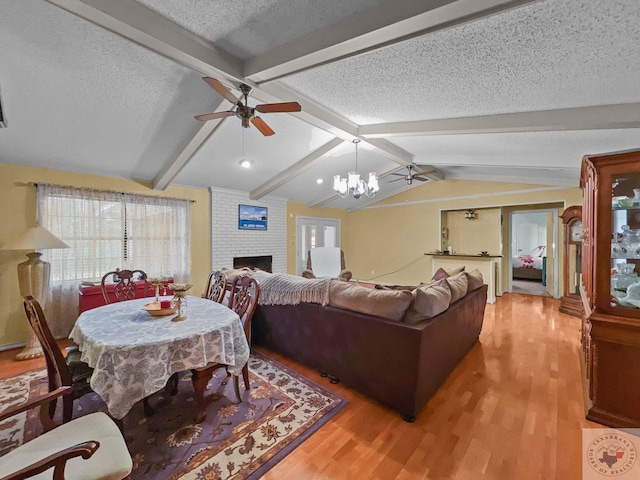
[239,159,253,169]
[316,178,323,184]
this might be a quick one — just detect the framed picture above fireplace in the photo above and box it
[238,204,268,230]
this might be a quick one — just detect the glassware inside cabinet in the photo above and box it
[610,173,640,308]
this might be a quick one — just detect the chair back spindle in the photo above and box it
[101,268,150,304]
[23,296,94,424]
[228,275,260,342]
[206,270,228,303]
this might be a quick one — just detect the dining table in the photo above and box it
[69,295,249,420]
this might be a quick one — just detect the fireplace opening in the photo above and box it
[233,255,272,273]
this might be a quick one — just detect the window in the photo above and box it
[37,184,190,335]
[38,184,190,282]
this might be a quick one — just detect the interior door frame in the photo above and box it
[295,216,341,275]
[508,209,559,297]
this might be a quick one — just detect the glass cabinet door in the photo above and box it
[610,172,640,310]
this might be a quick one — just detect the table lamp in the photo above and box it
[2,225,70,360]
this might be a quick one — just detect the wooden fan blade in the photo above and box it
[202,77,239,104]
[255,102,302,113]
[414,176,430,182]
[194,111,235,122]
[251,116,275,136]
[388,177,405,182]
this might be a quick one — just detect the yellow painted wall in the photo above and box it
[444,207,501,255]
[0,162,210,348]
[340,180,583,287]
[1,163,584,350]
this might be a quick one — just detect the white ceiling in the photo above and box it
[1,0,639,211]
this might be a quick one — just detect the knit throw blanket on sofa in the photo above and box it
[252,271,331,306]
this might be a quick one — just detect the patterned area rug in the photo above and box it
[0,351,346,479]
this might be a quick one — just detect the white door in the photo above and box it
[516,223,539,256]
[296,217,341,275]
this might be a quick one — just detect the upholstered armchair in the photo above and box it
[302,247,352,281]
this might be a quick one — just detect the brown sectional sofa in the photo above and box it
[251,273,487,422]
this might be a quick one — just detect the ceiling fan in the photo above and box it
[194,77,302,136]
[388,165,436,185]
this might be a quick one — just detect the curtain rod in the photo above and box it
[29,182,196,203]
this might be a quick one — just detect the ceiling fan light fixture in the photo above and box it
[239,159,253,168]
[196,77,301,137]
[333,139,379,200]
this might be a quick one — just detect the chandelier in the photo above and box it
[333,139,379,199]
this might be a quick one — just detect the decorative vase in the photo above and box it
[168,283,192,322]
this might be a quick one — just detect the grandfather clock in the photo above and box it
[559,206,583,317]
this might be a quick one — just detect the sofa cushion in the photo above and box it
[403,279,451,325]
[464,269,484,291]
[329,281,413,321]
[374,283,416,291]
[446,272,468,303]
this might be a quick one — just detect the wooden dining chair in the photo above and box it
[228,275,260,398]
[203,270,228,303]
[23,296,94,425]
[190,275,260,423]
[0,385,132,480]
[100,268,150,304]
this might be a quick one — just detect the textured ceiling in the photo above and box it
[1,0,639,211]
[282,0,640,124]
[136,0,391,60]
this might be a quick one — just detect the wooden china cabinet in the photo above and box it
[580,149,640,428]
[559,206,583,317]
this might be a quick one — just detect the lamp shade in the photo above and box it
[3,226,68,360]
[2,226,69,250]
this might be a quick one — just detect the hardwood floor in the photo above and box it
[1,293,598,479]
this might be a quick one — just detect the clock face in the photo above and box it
[571,221,583,242]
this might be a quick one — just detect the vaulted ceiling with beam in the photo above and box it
[1,0,639,210]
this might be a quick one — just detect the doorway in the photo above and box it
[508,209,559,297]
[296,217,341,275]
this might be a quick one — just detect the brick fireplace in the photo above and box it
[210,188,286,273]
[233,255,273,273]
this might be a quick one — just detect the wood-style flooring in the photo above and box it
[1,293,599,479]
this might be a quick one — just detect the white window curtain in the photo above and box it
[37,184,190,336]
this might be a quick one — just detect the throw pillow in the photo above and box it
[446,265,465,276]
[431,267,450,281]
[446,272,468,303]
[328,281,413,321]
[464,269,484,291]
[431,265,465,281]
[403,279,451,325]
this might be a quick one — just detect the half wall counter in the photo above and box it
[428,253,502,303]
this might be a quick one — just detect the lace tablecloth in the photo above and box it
[69,296,248,419]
